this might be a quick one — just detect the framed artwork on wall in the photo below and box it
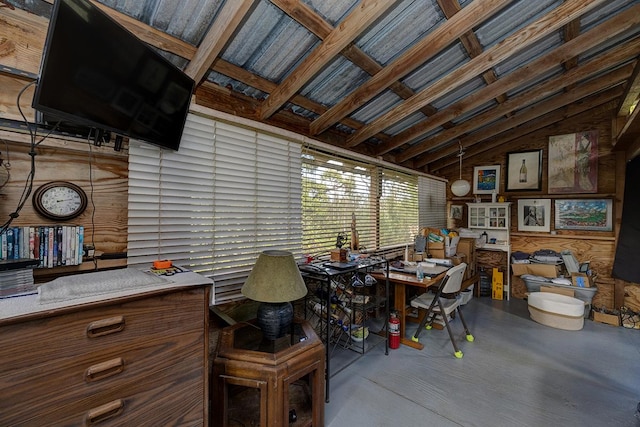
[517,198,551,232]
[450,204,463,219]
[506,150,542,191]
[473,165,500,194]
[548,131,598,194]
[554,199,612,231]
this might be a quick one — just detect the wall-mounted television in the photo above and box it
[32,0,195,151]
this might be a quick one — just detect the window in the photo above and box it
[128,111,445,304]
[301,148,429,256]
[128,114,302,304]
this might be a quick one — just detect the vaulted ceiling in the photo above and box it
[5,0,640,174]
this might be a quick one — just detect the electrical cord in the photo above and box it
[86,134,98,270]
[1,80,60,234]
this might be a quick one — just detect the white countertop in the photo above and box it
[0,268,213,321]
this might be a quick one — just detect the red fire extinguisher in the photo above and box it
[389,312,400,349]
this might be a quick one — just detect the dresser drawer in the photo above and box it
[0,287,205,372]
[0,286,208,426]
[9,350,206,426]
[2,329,205,425]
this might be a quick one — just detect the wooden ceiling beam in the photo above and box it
[617,58,640,117]
[377,12,640,158]
[414,62,634,167]
[386,34,640,161]
[432,96,621,174]
[419,69,630,169]
[93,0,391,141]
[344,0,610,149]
[309,0,511,136]
[437,0,508,106]
[270,0,438,126]
[258,0,397,120]
[184,0,256,85]
[208,59,391,142]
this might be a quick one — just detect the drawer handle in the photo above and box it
[86,316,125,338]
[85,399,124,425]
[85,357,125,382]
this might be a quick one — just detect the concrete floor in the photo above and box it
[324,297,640,426]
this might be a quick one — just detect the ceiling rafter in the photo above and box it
[308,0,512,136]
[420,69,631,170]
[437,0,508,107]
[343,0,610,149]
[270,0,442,127]
[432,96,621,173]
[258,0,398,120]
[184,0,256,85]
[389,13,640,164]
[12,0,636,169]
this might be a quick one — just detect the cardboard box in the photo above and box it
[428,236,459,257]
[511,263,560,278]
[330,248,347,262]
[593,311,620,326]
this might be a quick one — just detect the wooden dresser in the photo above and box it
[0,271,211,426]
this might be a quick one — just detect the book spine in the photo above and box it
[77,226,84,265]
[47,227,53,268]
[13,227,19,259]
[29,227,35,259]
[7,228,14,260]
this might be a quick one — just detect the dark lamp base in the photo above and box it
[257,301,293,341]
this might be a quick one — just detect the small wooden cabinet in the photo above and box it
[0,278,211,426]
[467,202,511,299]
[212,319,324,427]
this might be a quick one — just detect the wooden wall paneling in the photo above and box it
[0,133,128,279]
[0,5,47,75]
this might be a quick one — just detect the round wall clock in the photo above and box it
[32,181,88,221]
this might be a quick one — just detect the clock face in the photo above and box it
[33,181,88,221]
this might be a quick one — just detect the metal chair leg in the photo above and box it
[411,296,438,342]
[456,306,474,342]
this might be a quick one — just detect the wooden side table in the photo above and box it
[212,319,324,427]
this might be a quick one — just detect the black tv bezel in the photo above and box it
[31,0,195,151]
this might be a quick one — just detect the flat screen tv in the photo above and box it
[32,0,195,151]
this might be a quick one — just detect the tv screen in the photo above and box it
[32,0,195,151]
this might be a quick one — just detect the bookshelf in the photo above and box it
[1,225,85,268]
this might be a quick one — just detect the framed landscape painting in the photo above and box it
[554,199,612,231]
[506,150,542,191]
[473,165,500,194]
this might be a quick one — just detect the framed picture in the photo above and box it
[506,150,542,191]
[473,165,501,194]
[548,131,598,193]
[555,199,613,231]
[449,204,463,219]
[517,199,551,232]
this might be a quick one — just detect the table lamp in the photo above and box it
[241,250,308,340]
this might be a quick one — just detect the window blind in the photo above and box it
[301,149,375,257]
[418,175,447,229]
[301,148,421,256]
[128,113,302,304]
[380,168,419,248]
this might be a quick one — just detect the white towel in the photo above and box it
[38,268,169,304]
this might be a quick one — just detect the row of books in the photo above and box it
[0,225,84,268]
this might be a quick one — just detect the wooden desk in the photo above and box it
[373,270,478,350]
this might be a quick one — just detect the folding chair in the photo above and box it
[410,262,474,358]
